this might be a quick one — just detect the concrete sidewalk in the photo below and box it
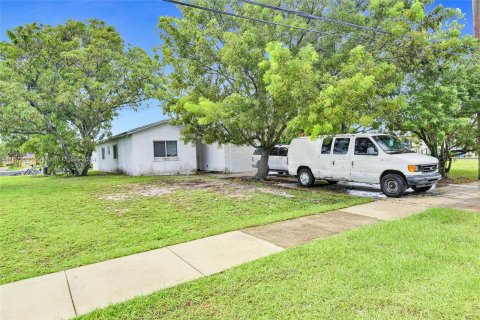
[1,182,478,320]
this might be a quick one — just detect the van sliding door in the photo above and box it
[331,138,352,181]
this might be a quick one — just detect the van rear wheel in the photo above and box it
[380,174,406,198]
[298,168,315,187]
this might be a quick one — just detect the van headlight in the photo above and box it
[408,164,421,172]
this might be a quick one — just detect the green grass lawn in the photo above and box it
[80,208,480,320]
[448,158,478,183]
[0,173,368,284]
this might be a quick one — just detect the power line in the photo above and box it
[242,0,390,34]
[162,0,336,35]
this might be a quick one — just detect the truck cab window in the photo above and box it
[278,147,288,157]
[333,138,350,154]
[321,138,332,154]
[354,138,378,155]
[269,147,279,156]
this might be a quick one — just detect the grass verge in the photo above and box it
[0,173,368,284]
[447,158,478,183]
[80,208,480,320]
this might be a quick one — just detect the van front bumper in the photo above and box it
[406,172,442,187]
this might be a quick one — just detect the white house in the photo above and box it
[92,120,255,175]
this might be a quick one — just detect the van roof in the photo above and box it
[293,133,391,139]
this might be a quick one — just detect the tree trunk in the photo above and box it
[474,0,480,179]
[75,158,91,176]
[477,112,480,180]
[438,158,447,178]
[425,140,449,178]
[255,149,270,180]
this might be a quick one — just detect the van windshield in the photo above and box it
[372,135,413,154]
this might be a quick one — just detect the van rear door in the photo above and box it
[331,137,352,181]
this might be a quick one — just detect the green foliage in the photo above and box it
[159,0,462,175]
[389,24,479,177]
[292,46,404,137]
[0,20,159,175]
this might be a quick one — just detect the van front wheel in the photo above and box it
[298,168,315,187]
[380,174,406,198]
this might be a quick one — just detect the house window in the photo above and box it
[101,148,105,160]
[354,138,378,155]
[113,145,118,160]
[153,141,178,158]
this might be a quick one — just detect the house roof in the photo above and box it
[99,119,172,144]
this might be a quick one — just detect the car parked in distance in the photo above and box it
[252,145,289,174]
[288,134,441,197]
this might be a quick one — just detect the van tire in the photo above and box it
[412,185,432,192]
[298,168,315,187]
[380,173,406,198]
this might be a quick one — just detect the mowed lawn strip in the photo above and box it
[79,208,480,320]
[0,173,368,284]
[448,158,478,183]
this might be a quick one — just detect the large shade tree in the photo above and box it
[0,20,159,176]
[387,11,479,177]
[158,0,439,179]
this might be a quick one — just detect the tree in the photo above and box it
[460,50,480,177]
[158,0,423,179]
[391,36,478,177]
[0,20,159,176]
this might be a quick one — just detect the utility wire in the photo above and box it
[162,0,335,35]
[242,0,390,34]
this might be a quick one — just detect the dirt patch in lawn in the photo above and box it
[99,178,297,202]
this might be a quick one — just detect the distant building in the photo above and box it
[93,120,254,175]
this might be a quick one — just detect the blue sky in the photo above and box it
[0,0,475,134]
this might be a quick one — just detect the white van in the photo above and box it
[252,145,289,174]
[288,134,441,197]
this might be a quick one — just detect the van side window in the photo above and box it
[278,147,288,156]
[333,138,350,154]
[253,148,262,155]
[321,138,332,154]
[354,138,378,155]
[269,147,279,156]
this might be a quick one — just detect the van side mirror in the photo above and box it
[367,147,378,155]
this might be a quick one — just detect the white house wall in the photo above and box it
[129,124,197,175]
[197,143,254,173]
[225,145,255,173]
[93,122,254,175]
[196,143,227,172]
[94,136,134,174]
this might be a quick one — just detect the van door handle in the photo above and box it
[332,161,335,166]
[352,161,354,167]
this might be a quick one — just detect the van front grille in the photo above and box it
[421,164,437,173]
